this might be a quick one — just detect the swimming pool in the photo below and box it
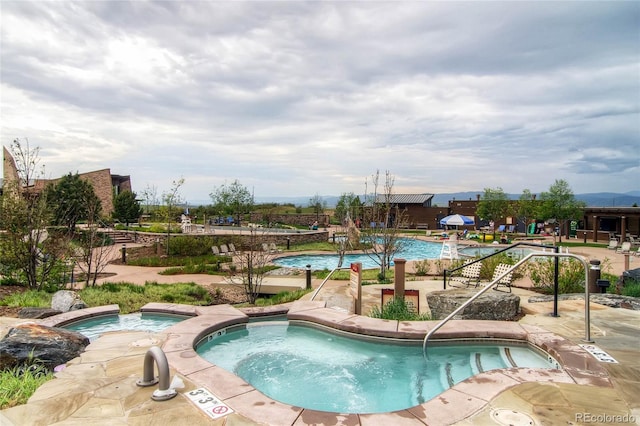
[196,321,558,414]
[273,238,506,269]
[64,313,187,341]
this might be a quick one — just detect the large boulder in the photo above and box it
[51,290,87,312]
[18,307,62,319]
[427,288,520,321]
[0,323,90,370]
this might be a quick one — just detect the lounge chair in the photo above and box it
[607,240,618,250]
[219,244,229,255]
[492,263,514,293]
[269,242,282,253]
[497,225,506,232]
[629,236,640,247]
[228,243,237,254]
[211,246,220,255]
[616,242,631,254]
[449,260,482,288]
[262,243,271,253]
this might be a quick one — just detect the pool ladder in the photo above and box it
[136,346,178,401]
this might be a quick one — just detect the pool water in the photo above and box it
[273,238,504,270]
[197,322,557,414]
[64,313,187,341]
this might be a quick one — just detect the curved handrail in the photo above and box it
[423,252,592,358]
[310,266,351,301]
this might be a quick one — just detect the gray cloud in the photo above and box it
[1,1,638,202]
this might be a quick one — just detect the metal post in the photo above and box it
[306,264,312,290]
[122,244,127,264]
[583,231,587,244]
[286,237,290,250]
[553,246,559,317]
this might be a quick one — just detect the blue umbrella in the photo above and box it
[440,214,474,226]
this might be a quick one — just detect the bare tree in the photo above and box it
[140,184,159,219]
[360,170,408,279]
[161,178,185,255]
[74,194,111,287]
[228,228,275,304]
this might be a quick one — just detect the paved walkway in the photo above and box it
[1,244,638,425]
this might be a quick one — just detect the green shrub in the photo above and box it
[369,297,431,321]
[0,363,53,409]
[621,282,640,297]
[168,236,220,256]
[0,290,51,308]
[526,258,586,294]
[79,281,212,313]
[413,259,431,276]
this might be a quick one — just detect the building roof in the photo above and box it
[375,193,434,204]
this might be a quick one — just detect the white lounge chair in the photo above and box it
[492,263,515,293]
[616,242,631,254]
[211,246,220,255]
[269,242,282,253]
[449,260,482,288]
[228,243,237,254]
[607,240,618,250]
[219,244,229,255]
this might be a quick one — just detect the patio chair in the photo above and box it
[492,263,514,293]
[497,225,506,232]
[211,246,220,255]
[219,244,229,255]
[449,260,482,288]
[616,242,631,254]
[262,243,271,253]
[228,243,237,254]
[506,225,515,233]
[607,240,618,250]
[629,236,640,247]
[269,242,282,253]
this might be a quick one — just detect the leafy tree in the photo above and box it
[516,189,539,236]
[308,194,326,224]
[45,173,101,234]
[360,170,408,279]
[0,139,67,290]
[210,180,253,226]
[476,187,510,238]
[538,179,585,243]
[112,191,142,226]
[335,192,363,225]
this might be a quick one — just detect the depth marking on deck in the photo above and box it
[185,387,234,420]
[579,344,618,363]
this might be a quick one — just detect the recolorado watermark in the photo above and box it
[575,412,636,423]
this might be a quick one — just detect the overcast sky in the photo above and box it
[1,1,638,203]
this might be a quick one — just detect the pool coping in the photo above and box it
[40,301,612,425]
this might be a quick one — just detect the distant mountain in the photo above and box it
[189,191,640,208]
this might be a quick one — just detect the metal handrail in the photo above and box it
[423,252,592,358]
[310,266,352,301]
